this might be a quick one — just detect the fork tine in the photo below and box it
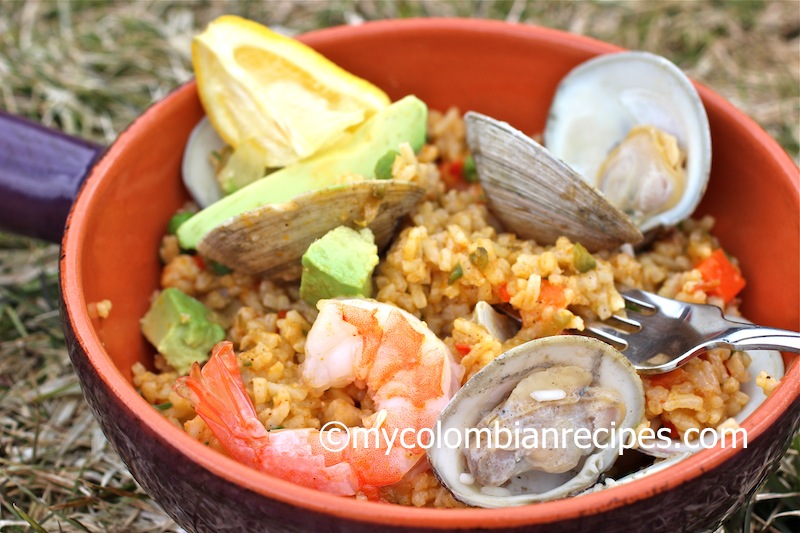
[604,313,642,333]
[576,321,629,351]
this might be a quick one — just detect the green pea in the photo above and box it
[167,211,194,234]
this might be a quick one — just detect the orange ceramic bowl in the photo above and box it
[60,19,799,532]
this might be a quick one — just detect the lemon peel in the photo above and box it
[192,15,390,168]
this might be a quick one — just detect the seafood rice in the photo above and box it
[134,108,758,507]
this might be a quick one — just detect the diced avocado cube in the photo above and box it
[140,287,225,374]
[300,226,379,306]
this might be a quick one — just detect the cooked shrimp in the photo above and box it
[174,299,462,498]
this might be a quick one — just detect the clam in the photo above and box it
[182,117,225,208]
[197,180,424,278]
[465,111,643,251]
[466,51,711,250]
[545,51,711,233]
[428,336,644,507]
[585,450,692,493]
[472,301,519,343]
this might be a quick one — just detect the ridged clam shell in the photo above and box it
[197,180,424,278]
[465,111,643,251]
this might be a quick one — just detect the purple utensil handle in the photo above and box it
[0,112,104,243]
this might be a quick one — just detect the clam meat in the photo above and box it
[428,336,645,507]
[545,51,711,233]
[466,51,711,251]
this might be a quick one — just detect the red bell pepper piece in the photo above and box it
[498,282,511,302]
[439,159,469,190]
[696,249,746,303]
[538,280,566,307]
[454,343,471,356]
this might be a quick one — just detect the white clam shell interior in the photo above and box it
[586,450,693,493]
[182,116,225,208]
[544,51,711,233]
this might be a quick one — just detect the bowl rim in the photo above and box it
[61,17,800,528]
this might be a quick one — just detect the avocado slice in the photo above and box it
[140,287,226,374]
[300,226,379,305]
[177,95,427,250]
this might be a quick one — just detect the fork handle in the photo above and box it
[722,327,800,353]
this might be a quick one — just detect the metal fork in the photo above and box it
[575,289,800,374]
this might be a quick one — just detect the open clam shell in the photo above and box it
[472,301,520,343]
[428,336,644,507]
[182,117,225,208]
[584,450,692,493]
[197,180,424,278]
[544,51,711,234]
[465,112,643,252]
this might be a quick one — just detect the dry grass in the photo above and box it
[0,1,797,531]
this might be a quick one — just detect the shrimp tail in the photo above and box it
[175,342,361,495]
[174,341,269,466]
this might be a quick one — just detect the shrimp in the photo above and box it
[174,299,463,498]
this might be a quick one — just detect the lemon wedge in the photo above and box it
[192,15,390,168]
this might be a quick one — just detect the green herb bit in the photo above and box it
[463,154,478,182]
[167,211,194,235]
[469,247,489,270]
[573,242,597,273]
[269,425,284,431]
[374,149,400,180]
[625,300,645,313]
[448,263,464,284]
[243,360,253,367]
[154,402,173,411]
[209,260,232,275]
